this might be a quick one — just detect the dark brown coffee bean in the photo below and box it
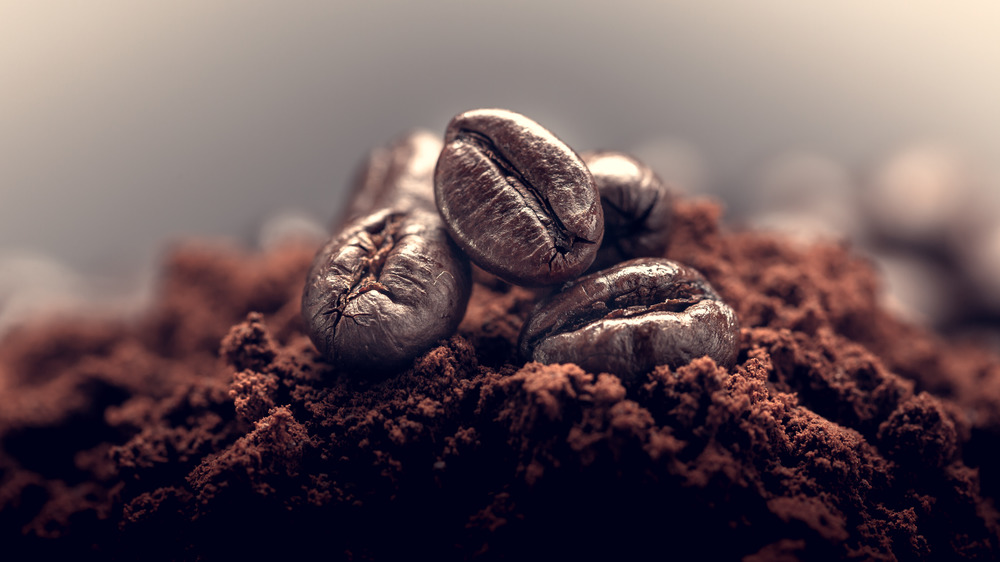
[336,130,442,228]
[519,258,739,379]
[582,151,674,270]
[302,208,471,374]
[434,108,603,287]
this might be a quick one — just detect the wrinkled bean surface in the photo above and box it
[519,258,738,379]
[435,108,603,286]
[303,209,471,373]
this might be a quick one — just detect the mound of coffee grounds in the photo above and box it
[2,199,999,560]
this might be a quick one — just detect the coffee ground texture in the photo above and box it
[1,198,999,560]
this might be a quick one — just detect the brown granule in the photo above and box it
[1,199,998,560]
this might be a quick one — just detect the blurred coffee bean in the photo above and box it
[337,129,442,228]
[582,151,674,270]
[958,222,1000,312]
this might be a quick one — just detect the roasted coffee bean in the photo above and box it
[519,258,738,379]
[302,208,471,374]
[434,108,603,287]
[583,151,674,270]
[336,130,443,228]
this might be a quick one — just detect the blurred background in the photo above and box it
[2,0,1000,339]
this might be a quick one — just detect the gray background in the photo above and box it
[2,1,1000,328]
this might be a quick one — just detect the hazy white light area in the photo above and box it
[629,137,708,195]
[0,250,154,334]
[744,151,862,241]
[863,143,983,243]
[873,250,954,327]
[257,210,326,251]
[2,1,999,320]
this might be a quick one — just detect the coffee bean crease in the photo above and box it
[435,108,603,286]
[455,128,580,255]
[519,258,739,379]
[303,209,471,374]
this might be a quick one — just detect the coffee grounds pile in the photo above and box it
[2,198,999,560]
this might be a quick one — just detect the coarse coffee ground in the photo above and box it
[1,198,999,560]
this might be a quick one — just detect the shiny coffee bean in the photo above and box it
[302,208,471,374]
[434,108,603,287]
[519,258,739,379]
[336,129,443,228]
[583,151,673,270]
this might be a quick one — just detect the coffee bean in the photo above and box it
[582,151,673,270]
[302,208,471,374]
[519,258,739,379]
[337,130,443,228]
[434,108,603,287]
